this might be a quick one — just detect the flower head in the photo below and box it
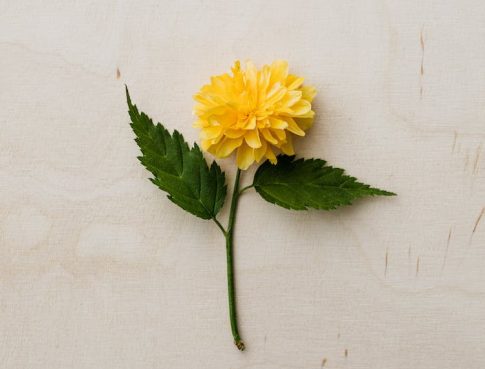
[193,60,316,169]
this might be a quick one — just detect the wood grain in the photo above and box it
[1,1,485,368]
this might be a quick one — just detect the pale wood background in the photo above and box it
[1,1,485,368]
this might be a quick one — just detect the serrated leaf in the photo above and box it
[126,86,227,219]
[253,155,395,211]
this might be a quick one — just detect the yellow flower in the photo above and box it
[193,60,316,170]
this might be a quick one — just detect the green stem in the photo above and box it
[225,168,245,351]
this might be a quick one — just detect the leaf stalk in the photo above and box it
[239,184,254,195]
[212,218,227,235]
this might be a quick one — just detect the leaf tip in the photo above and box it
[125,84,130,101]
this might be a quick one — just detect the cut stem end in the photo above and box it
[235,339,245,351]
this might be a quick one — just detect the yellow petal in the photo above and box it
[257,65,271,99]
[295,110,315,118]
[200,126,222,140]
[280,90,302,108]
[290,99,311,116]
[270,60,289,85]
[265,146,277,164]
[215,111,238,127]
[237,143,255,170]
[211,75,230,91]
[254,139,267,162]
[245,60,258,100]
[232,60,244,90]
[192,119,207,128]
[281,117,305,136]
[224,129,246,139]
[268,117,288,129]
[200,105,228,118]
[215,137,243,157]
[232,60,241,74]
[244,129,262,148]
[194,93,215,106]
[201,139,212,151]
[294,117,314,131]
[301,85,317,102]
[244,116,257,130]
[286,75,304,90]
[280,135,295,155]
[261,128,278,144]
[265,83,287,106]
[271,128,286,141]
[296,109,315,119]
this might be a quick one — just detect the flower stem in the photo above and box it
[225,168,245,351]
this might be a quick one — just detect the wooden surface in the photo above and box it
[1,1,485,368]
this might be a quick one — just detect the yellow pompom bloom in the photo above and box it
[193,60,316,170]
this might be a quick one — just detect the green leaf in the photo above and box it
[126,86,227,219]
[253,155,395,211]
